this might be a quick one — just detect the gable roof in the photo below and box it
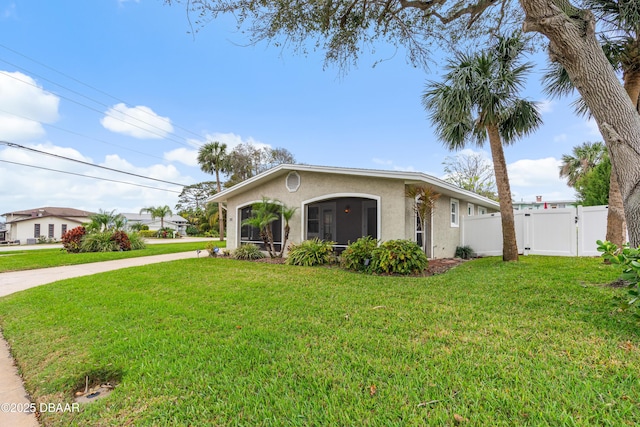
[3,207,95,223]
[208,164,501,208]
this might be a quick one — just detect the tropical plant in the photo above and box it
[597,239,640,318]
[242,197,295,258]
[422,33,542,262]
[340,236,378,272]
[61,226,86,253]
[455,245,475,260]
[86,209,125,233]
[405,185,440,256]
[286,238,336,267]
[370,239,428,275]
[80,232,118,253]
[139,205,173,230]
[559,142,607,187]
[110,231,132,251]
[233,244,266,260]
[126,232,146,251]
[197,141,229,241]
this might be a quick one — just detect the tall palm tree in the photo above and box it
[542,0,635,248]
[140,205,173,230]
[198,141,229,241]
[423,33,542,262]
[559,142,607,187]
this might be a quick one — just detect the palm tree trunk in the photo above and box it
[487,125,519,262]
[604,71,640,247]
[216,169,225,242]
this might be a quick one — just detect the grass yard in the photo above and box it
[0,256,638,426]
[0,240,224,273]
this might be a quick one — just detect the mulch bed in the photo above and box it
[223,255,468,276]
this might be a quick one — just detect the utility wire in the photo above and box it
[0,43,206,141]
[0,159,182,194]
[0,70,194,147]
[0,141,188,187]
[0,107,167,162]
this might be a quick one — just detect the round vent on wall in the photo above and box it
[286,171,301,192]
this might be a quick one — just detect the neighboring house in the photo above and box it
[121,213,188,236]
[2,207,94,244]
[0,223,6,241]
[208,164,500,258]
[513,196,576,210]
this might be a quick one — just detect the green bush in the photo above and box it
[455,245,474,259]
[139,230,157,238]
[233,244,266,260]
[61,226,86,253]
[340,236,378,272]
[598,240,640,317]
[81,232,118,253]
[371,239,428,275]
[186,225,199,236]
[286,238,336,267]
[126,232,146,250]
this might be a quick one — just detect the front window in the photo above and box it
[450,199,459,227]
[34,224,40,238]
[48,224,54,238]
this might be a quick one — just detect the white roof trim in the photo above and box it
[208,164,500,208]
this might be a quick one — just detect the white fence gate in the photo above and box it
[461,205,610,257]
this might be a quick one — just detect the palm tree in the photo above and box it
[423,33,542,262]
[278,205,298,257]
[542,0,634,248]
[86,209,124,233]
[198,141,229,241]
[140,205,173,230]
[559,142,607,187]
[405,185,440,257]
[242,197,280,258]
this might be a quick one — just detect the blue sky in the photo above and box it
[0,0,602,216]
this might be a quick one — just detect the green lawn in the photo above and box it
[0,256,638,426]
[0,240,224,272]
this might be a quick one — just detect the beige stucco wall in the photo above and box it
[8,217,84,244]
[224,169,499,258]
[224,171,407,251]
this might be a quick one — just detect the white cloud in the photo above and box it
[101,103,173,139]
[164,132,270,167]
[553,133,568,143]
[0,143,192,215]
[164,148,199,167]
[537,99,554,114]
[507,157,575,201]
[0,71,60,142]
[2,3,16,19]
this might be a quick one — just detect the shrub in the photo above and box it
[286,238,336,267]
[61,226,86,253]
[371,239,428,275]
[340,236,378,272]
[139,230,157,238]
[598,240,640,317]
[186,225,199,236]
[127,232,146,250]
[81,232,118,252]
[455,245,474,259]
[111,231,131,251]
[233,244,265,260]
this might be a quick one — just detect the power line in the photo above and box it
[0,141,188,187]
[0,159,182,194]
[0,107,168,162]
[0,43,206,141]
[0,70,194,147]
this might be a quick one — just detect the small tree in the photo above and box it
[86,209,125,233]
[140,205,173,230]
[405,185,440,256]
[242,197,296,258]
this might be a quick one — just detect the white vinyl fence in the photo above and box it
[461,205,610,257]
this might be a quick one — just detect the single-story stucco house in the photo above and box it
[2,207,95,244]
[208,164,500,258]
[121,213,188,235]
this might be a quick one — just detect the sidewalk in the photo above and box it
[0,250,202,427]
